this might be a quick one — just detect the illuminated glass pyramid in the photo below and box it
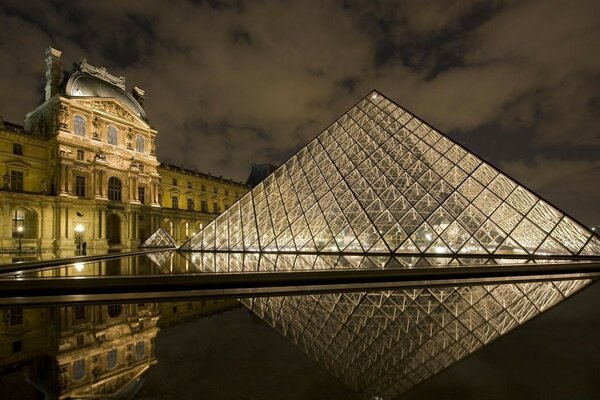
[180,90,599,399]
[140,227,177,249]
[181,90,600,256]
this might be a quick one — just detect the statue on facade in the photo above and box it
[92,116,100,140]
[2,173,10,190]
[150,139,156,155]
[41,178,48,194]
[58,104,69,129]
[126,127,133,149]
[95,148,106,161]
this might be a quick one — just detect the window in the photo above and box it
[172,196,179,209]
[213,201,219,213]
[200,200,207,213]
[12,341,22,353]
[74,306,86,321]
[172,178,177,186]
[201,184,206,191]
[73,115,85,136]
[10,170,23,191]
[76,149,85,161]
[13,143,22,155]
[187,198,194,211]
[158,193,162,204]
[75,175,86,197]
[135,135,144,152]
[12,209,25,237]
[139,164,144,174]
[73,359,85,381]
[187,181,192,189]
[76,334,84,346]
[184,221,189,238]
[138,186,145,204]
[135,341,145,360]
[225,189,229,196]
[107,304,122,318]
[108,177,122,201]
[107,349,117,369]
[8,309,23,326]
[107,125,118,145]
[213,186,218,194]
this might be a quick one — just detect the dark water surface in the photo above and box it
[1,253,599,399]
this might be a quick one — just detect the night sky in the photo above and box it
[0,0,598,225]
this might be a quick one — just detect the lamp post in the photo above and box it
[75,224,84,255]
[16,226,23,255]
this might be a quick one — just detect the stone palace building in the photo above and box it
[0,47,248,255]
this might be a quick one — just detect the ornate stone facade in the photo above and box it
[0,47,248,256]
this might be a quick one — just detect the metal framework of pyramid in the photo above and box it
[179,90,599,398]
[140,227,177,249]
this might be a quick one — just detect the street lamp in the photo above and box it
[75,224,84,255]
[16,226,23,254]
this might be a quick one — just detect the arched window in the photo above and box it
[73,115,85,136]
[107,125,118,145]
[108,177,122,201]
[12,209,36,238]
[135,135,144,153]
[107,304,122,318]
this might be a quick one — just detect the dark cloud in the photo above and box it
[0,0,598,225]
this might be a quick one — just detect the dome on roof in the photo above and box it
[65,72,148,122]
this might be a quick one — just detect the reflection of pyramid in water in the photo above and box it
[140,228,177,249]
[183,90,600,256]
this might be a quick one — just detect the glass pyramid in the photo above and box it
[182,90,600,257]
[140,227,177,249]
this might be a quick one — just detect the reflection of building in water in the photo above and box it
[0,47,248,256]
[0,303,159,399]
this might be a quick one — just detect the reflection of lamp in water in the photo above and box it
[16,226,24,254]
[75,224,84,255]
[74,262,84,272]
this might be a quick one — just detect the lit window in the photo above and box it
[172,196,179,209]
[107,304,122,318]
[76,149,84,161]
[75,175,86,197]
[135,135,144,152]
[107,349,117,369]
[107,125,118,145]
[73,116,85,136]
[10,170,23,191]
[11,209,25,237]
[184,221,189,238]
[108,177,122,201]
[13,143,22,155]
[187,198,194,211]
[138,186,145,204]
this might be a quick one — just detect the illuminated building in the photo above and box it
[0,47,248,256]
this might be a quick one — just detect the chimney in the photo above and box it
[132,86,145,108]
[45,47,62,101]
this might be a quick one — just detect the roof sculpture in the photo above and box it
[179,90,599,398]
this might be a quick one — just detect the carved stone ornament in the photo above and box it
[107,153,122,166]
[95,148,106,161]
[77,58,126,90]
[58,104,69,129]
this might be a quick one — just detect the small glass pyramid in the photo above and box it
[139,227,177,249]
